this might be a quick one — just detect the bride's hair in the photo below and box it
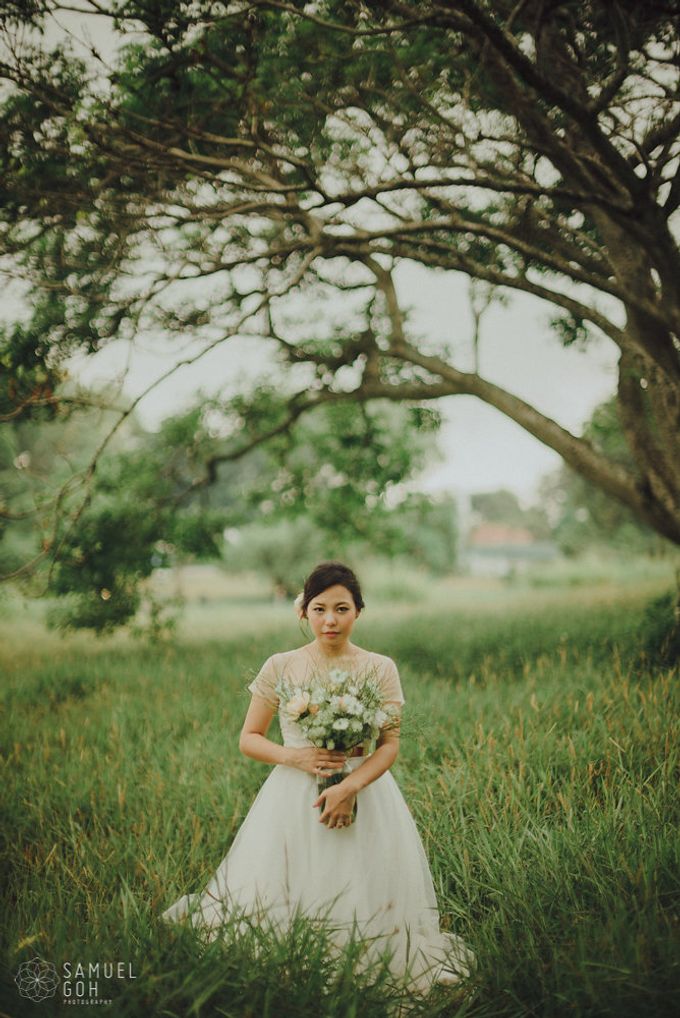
[300,561,365,617]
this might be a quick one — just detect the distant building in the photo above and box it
[462,522,559,578]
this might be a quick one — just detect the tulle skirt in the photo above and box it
[161,756,475,995]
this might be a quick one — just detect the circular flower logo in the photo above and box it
[15,956,59,1001]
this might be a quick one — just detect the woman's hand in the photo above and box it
[312,783,357,829]
[288,747,347,777]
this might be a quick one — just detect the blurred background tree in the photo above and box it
[470,490,552,541]
[537,396,669,557]
[1,381,446,630]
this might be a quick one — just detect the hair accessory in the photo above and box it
[293,590,305,619]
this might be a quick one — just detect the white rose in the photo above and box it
[332,718,350,730]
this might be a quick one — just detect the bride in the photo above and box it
[161,561,476,996]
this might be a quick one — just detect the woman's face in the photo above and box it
[306,584,359,647]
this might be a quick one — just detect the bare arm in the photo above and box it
[239,695,295,766]
[239,695,347,776]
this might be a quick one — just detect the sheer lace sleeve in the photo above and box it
[247,655,279,710]
[380,657,405,706]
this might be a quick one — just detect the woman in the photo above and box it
[161,561,475,995]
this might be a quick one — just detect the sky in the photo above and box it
[9,9,622,508]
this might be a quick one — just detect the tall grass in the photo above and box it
[1,575,678,1017]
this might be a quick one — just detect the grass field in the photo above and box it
[1,563,679,1017]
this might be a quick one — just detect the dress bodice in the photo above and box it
[247,645,405,748]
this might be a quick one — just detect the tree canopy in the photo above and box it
[1,0,679,620]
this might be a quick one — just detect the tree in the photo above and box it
[226,490,460,597]
[470,489,552,539]
[1,369,442,628]
[0,391,233,629]
[382,492,460,574]
[1,0,679,598]
[223,516,331,598]
[538,396,670,555]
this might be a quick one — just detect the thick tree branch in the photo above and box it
[386,340,680,541]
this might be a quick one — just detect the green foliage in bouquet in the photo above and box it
[275,666,399,753]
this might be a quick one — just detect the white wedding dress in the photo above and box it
[161,646,476,995]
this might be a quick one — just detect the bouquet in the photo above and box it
[275,666,400,824]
